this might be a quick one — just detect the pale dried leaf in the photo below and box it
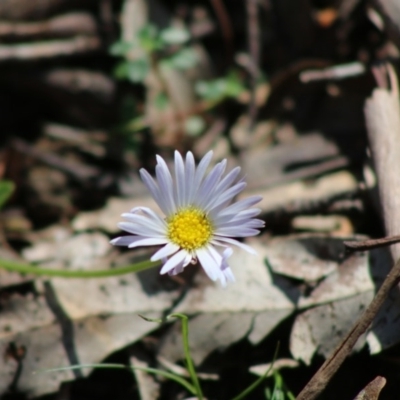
[23,231,110,268]
[72,196,161,233]
[0,324,75,395]
[249,358,299,377]
[242,132,341,187]
[242,171,358,216]
[365,64,400,260]
[353,376,386,400]
[367,283,400,354]
[131,355,161,400]
[297,249,380,308]
[290,292,373,365]
[265,235,341,282]
[175,240,295,313]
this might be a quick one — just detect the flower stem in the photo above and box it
[168,313,204,400]
[0,258,160,278]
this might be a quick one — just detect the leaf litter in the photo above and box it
[0,0,400,398]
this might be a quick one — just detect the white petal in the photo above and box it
[216,219,264,230]
[128,237,169,248]
[139,169,169,215]
[231,208,261,221]
[215,227,260,237]
[207,243,223,265]
[130,207,167,227]
[168,253,192,276]
[204,167,244,209]
[174,151,185,208]
[212,237,257,254]
[193,151,213,190]
[184,151,196,205]
[151,242,180,261]
[207,246,235,286]
[219,266,235,287]
[118,222,166,238]
[160,250,189,274]
[168,262,184,276]
[206,182,246,212]
[196,247,220,281]
[110,236,144,247]
[216,208,261,225]
[215,166,241,194]
[217,196,262,217]
[196,160,227,207]
[155,162,176,215]
[183,253,192,267]
[243,219,265,228]
[121,213,166,234]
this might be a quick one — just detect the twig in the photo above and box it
[210,0,234,66]
[344,235,400,251]
[296,257,400,400]
[11,138,100,180]
[297,63,400,399]
[353,376,386,400]
[0,36,100,60]
[0,13,97,39]
[246,0,260,130]
[299,62,365,83]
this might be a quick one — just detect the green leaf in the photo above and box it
[114,59,150,82]
[109,41,134,56]
[195,79,225,101]
[225,72,246,97]
[126,59,150,83]
[138,24,162,52]
[160,26,190,45]
[114,61,131,80]
[0,180,14,210]
[184,116,205,136]
[166,48,198,70]
[154,92,169,110]
[196,73,245,101]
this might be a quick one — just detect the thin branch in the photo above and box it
[344,235,400,252]
[296,257,400,400]
[297,63,400,399]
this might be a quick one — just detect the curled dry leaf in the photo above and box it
[353,376,386,400]
[249,358,299,377]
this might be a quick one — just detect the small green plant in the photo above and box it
[0,180,14,210]
[265,371,295,400]
[110,23,197,84]
[42,313,285,400]
[110,22,247,139]
[195,71,245,103]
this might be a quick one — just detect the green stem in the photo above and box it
[168,313,204,400]
[41,364,197,395]
[231,343,280,400]
[0,258,160,278]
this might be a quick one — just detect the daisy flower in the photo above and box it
[111,151,264,286]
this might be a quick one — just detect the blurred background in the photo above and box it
[0,0,399,399]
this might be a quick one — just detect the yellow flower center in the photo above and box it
[167,207,213,251]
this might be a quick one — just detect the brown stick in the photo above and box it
[344,234,400,251]
[296,257,400,400]
[0,36,100,60]
[297,63,400,399]
[0,13,97,39]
